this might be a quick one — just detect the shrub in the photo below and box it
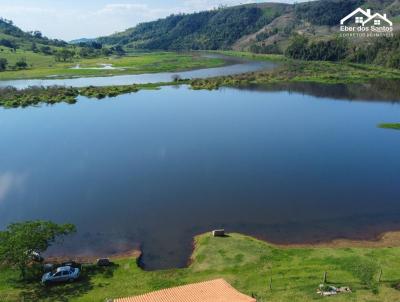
[15,57,28,69]
[0,58,7,71]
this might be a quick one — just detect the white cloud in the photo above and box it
[90,3,179,31]
[182,0,252,11]
[0,5,53,14]
[0,172,26,203]
[181,0,305,11]
[96,3,152,14]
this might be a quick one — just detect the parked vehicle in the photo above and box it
[43,263,54,273]
[41,266,80,285]
[96,258,111,266]
[61,260,81,269]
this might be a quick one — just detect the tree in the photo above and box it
[285,35,348,62]
[40,45,52,55]
[388,51,400,69]
[0,38,17,50]
[15,57,28,69]
[0,220,76,279]
[285,34,309,60]
[55,48,75,62]
[111,45,125,56]
[172,74,181,82]
[31,42,38,53]
[0,58,7,71]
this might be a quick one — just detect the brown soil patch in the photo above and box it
[46,249,141,264]
[275,231,400,249]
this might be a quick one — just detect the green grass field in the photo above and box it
[1,233,400,301]
[0,51,225,80]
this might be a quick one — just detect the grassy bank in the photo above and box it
[190,60,400,90]
[0,81,189,108]
[213,50,286,62]
[378,123,400,130]
[0,51,225,80]
[1,233,400,301]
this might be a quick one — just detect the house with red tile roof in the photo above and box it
[114,279,257,302]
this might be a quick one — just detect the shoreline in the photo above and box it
[46,249,142,265]
[271,230,400,249]
[188,229,400,268]
[5,230,400,301]
[45,229,400,268]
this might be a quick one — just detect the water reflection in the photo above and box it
[245,80,400,103]
[0,171,27,203]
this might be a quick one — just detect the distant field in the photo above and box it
[0,51,225,80]
[1,233,400,301]
[0,48,57,68]
[214,50,286,62]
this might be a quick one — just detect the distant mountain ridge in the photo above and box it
[98,0,400,53]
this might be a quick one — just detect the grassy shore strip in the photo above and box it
[2,232,400,301]
[0,81,190,108]
[378,123,400,130]
[0,52,225,80]
[190,60,400,90]
[213,50,287,62]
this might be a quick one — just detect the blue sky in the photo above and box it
[0,0,303,40]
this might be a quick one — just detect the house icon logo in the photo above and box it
[340,7,393,37]
[362,12,392,27]
[340,8,372,25]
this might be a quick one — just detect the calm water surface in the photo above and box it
[0,84,399,269]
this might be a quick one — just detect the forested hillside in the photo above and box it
[98,4,290,50]
[0,17,66,50]
[294,0,363,26]
[99,0,400,56]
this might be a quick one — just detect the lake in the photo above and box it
[0,83,399,270]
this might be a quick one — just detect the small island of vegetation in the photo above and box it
[378,123,400,130]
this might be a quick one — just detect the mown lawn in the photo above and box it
[1,233,400,301]
[0,51,225,80]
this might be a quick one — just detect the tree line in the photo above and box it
[285,33,400,69]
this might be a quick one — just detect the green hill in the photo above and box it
[98,3,291,50]
[99,0,400,53]
[0,17,67,51]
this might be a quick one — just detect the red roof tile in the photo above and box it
[114,279,256,302]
